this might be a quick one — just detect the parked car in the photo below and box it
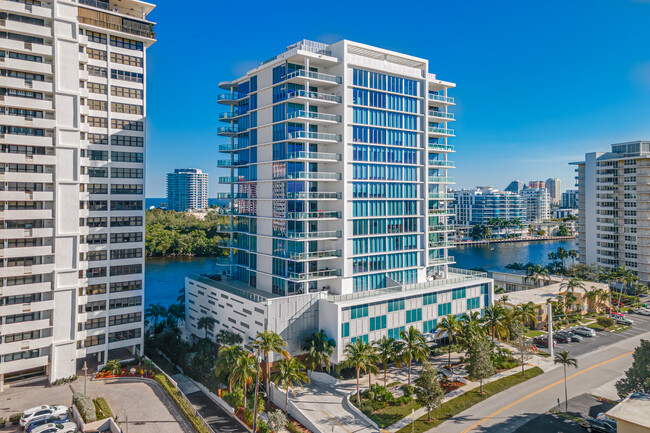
[555,331,583,342]
[31,422,77,433]
[573,326,596,337]
[26,415,70,433]
[614,316,633,326]
[633,308,650,316]
[581,416,617,432]
[553,332,571,343]
[20,406,68,427]
[533,335,557,347]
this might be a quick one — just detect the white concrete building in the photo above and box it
[450,186,525,227]
[166,168,208,212]
[521,188,551,223]
[186,39,493,363]
[545,177,561,204]
[0,0,155,389]
[572,141,650,283]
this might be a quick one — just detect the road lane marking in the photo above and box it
[458,350,633,433]
[322,408,353,433]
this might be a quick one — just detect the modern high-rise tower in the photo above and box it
[188,40,493,363]
[0,0,155,390]
[166,168,208,211]
[546,177,561,204]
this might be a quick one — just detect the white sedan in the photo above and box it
[31,422,77,433]
[20,406,68,427]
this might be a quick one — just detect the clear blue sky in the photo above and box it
[144,0,650,197]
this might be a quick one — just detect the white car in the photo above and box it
[31,422,77,433]
[635,308,650,316]
[572,326,596,337]
[20,406,68,427]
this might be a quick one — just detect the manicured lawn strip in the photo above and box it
[525,330,544,338]
[367,400,420,428]
[395,367,544,433]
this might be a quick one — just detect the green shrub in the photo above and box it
[257,420,270,433]
[73,393,97,423]
[286,421,302,433]
[223,387,245,409]
[400,384,415,397]
[597,317,615,330]
[9,414,21,425]
[93,397,114,420]
[394,395,413,406]
[244,409,254,426]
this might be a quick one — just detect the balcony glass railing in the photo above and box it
[287,90,341,103]
[77,16,154,39]
[286,171,341,180]
[288,269,341,280]
[428,161,455,167]
[79,0,109,10]
[428,256,455,265]
[219,111,239,120]
[428,110,455,119]
[428,209,454,215]
[429,241,455,248]
[215,192,248,199]
[428,94,454,103]
[428,176,455,183]
[287,110,341,123]
[287,131,341,141]
[428,224,451,231]
[217,126,240,134]
[217,159,247,167]
[428,193,454,199]
[428,127,455,135]
[286,230,341,239]
[289,249,341,260]
[219,176,243,183]
[218,93,244,101]
[287,151,341,161]
[428,143,454,151]
[286,70,342,84]
[219,143,248,152]
[286,211,341,219]
[286,192,341,199]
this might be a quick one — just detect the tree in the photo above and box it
[515,302,538,330]
[414,362,445,422]
[597,317,615,330]
[197,316,215,339]
[400,326,429,385]
[343,339,380,404]
[230,352,257,409]
[216,345,244,391]
[569,249,578,267]
[467,337,496,393]
[253,331,289,403]
[166,303,185,328]
[438,315,462,370]
[271,357,310,414]
[554,350,578,412]
[267,409,287,433]
[145,303,167,332]
[374,336,396,387]
[560,278,586,297]
[526,264,550,287]
[557,225,569,237]
[615,340,650,397]
[511,323,533,376]
[303,329,336,373]
[482,305,505,341]
[216,330,243,346]
[459,312,484,351]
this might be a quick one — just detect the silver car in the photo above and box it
[572,326,596,337]
[20,406,68,427]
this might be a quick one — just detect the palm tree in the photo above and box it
[302,330,336,373]
[459,312,483,350]
[166,303,185,327]
[216,345,244,391]
[526,264,551,287]
[343,339,380,404]
[400,326,429,385]
[482,305,506,341]
[516,302,538,329]
[104,359,121,377]
[556,247,569,269]
[197,316,215,339]
[554,350,578,412]
[374,336,395,387]
[145,303,167,332]
[560,278,586,296]
[230,352,257,409]
[253,331,289,403]
[437,315,461,369]
[271,357,310,414]
[568,250,578,267]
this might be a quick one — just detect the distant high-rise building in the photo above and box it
[572,141,650,283]
[521,188,551,223]
[0,0,155,389]
[546,178,561,204]
[166,169,209,211]
[528,180,546,190]
[562,190,579,209]
[505,180,524,193]
[451,187,525,226]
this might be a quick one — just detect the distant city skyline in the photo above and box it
[144,0,650,197]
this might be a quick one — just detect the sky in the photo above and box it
[144,0,650,197]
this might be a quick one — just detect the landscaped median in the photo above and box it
[394,367,544,433]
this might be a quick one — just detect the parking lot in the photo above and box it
[537,312,650,357]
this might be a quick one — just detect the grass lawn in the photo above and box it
[395,367,544,433]
[587,323,604,331]
[368,400,420,428]
[525,330,544,338]
[550,409,583,423]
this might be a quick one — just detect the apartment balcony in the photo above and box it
[286,171,341,181]
[286,192,341,200]
[0,355,49,375]
[287,110,341,124]
[286,230,341,240]
[287,90,341,105]
[428,209,454,216]
[428,161,455,168]
[217,126,242,136]
[215,192,249,199]
[429,241,455,248]
[287,131,341,143]
[428,256,456,265]
[428,224,453,232]
[77,16,155,40]
[428,110,455,121]
[428,143,455,152]
[285,70,342,87]
[219,143,248,152]
[428,193,454,199]
[428,127,455,137]
[286,211,341,219]
[217,159,247,167]
[0,39,53,57]
[287,151,341,162]
[218,176,246,184]
[286,249,341,261]
[288,269,341,281]
[218,111,241,122]
[217,93,244,105]
[428,94,455,104]
[428,176,455,184]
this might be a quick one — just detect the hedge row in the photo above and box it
[154,374,212,433]
[93,397,114,421]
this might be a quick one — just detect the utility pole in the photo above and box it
[82,361,88,395]
[252,349,262,433]
[547,300,554,358]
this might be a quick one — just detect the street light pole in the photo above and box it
[547,301,554,358]
[82,361,88,395]
[252,349,261,433]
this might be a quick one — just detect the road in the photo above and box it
[426,329,649,433]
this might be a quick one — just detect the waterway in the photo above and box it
[144,239,579,308]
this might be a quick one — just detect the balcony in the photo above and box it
[429,241,455,248]
[287,110,341,124]
[428,127,455,136]
[428,224,452,231]
[286,230,341,240]
[217,126,241,136]
[219,111,241,122]
[215,192,249,199]
[287,151,341,161]
[287,90,341,105]
[428,193,454,199]
[288,249,341,260]
[428,176,455,183]
[77,16,155,39]
[428,209,454,215]
[428,161,455,168]
[428,94,454,104]
[217,93,244,105]
[285,70,342,86]
[219,143,248,152]
[287,131,341,142]
[288,269,341,281]
[286,171,341,181]
[286,211,341,219]
[429,110,455,120]
[219,176,244,184]
[217,159,247,167]
[428,143,455,152]
[428,256,455,265]
[286,192,341,200]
